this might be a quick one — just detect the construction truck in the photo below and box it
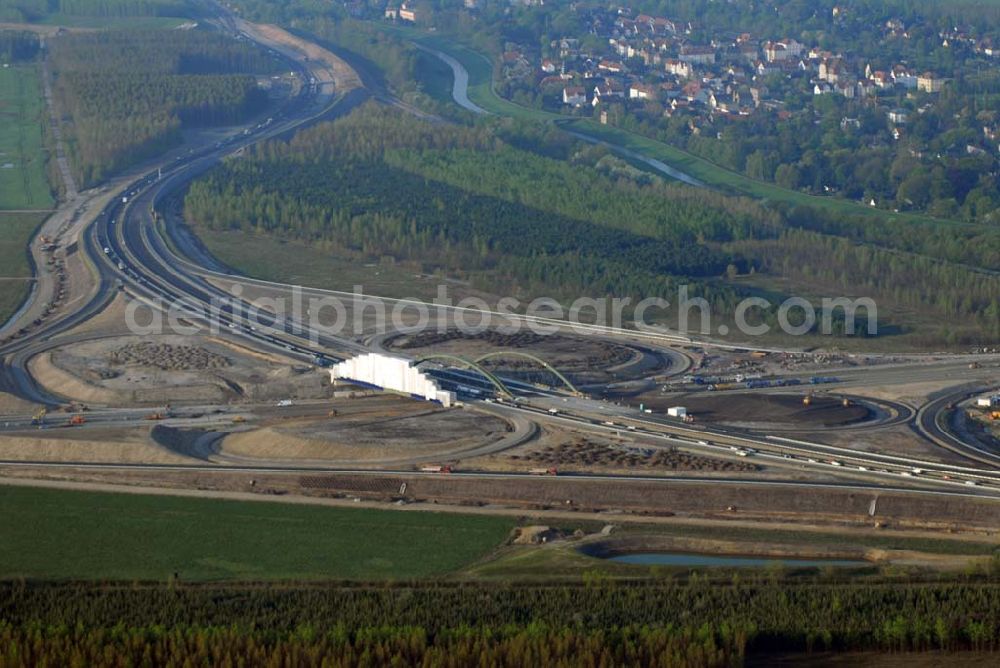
[68,415,86,426]
[420,465,453,474]
[145,404,173,421]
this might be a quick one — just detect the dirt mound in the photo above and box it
[392,330,550,350]
[512,526,562,544]
[511,439,760,472]
[109,342,230,371]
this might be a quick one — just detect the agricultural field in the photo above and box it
[0,65,53,325]
[0,211,47,319]
[0,484,515,580]
[0,65,52,210]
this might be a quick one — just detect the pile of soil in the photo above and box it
[108,342,230,371]
[511,439,760,472]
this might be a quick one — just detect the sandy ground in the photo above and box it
[0,427,193,464]
[31,332,332,406]
[849,381,960,404]
[221,397,509,462]
[240,22,361,92]
[0,392,40,415]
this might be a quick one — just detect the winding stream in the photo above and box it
[414,44,488,115]
[419,43,703,186]
[608,552,868,568]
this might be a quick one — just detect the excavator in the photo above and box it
[31,408,47,428]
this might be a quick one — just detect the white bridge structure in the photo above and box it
[329,353,456,407]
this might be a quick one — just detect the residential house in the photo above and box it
[398,3,417,22]
[819,59,848,83]
[917,72,947,93]
[763,39,803,62]
[629,82,658,100]
[887,108,908,124]
[892,66,918,89]
[679,45,715,65]
[562,86,587,107]
[664,58,692,78]
[598,59,626,74]
[869,70,892,88]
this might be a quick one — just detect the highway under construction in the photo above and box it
[0,0,998,546]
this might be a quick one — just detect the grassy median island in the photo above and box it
[0,485,515,580]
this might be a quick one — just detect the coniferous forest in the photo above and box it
[50,29,273,186]
[1,580,999,665]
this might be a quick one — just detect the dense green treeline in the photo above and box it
[731,229,1000,342]
[50,30,278,75]
[0,32,39,62]
[0,0,192,22]
[0,623,742,667]
[50,30,271,186]
[2,581,1000,658]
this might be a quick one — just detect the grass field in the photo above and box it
[0,485,515,580]
[193,229,456,301]
[0,211,46,318]
[0,65,53,326]
[0,66,53,211]
[414,49,456,104]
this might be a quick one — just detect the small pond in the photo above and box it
[607,553,868,568]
